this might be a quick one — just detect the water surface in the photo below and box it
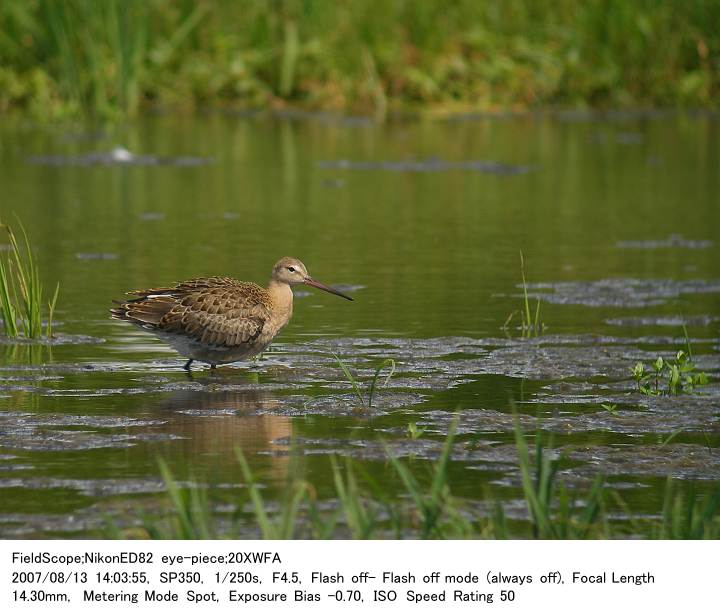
[1,112,719,537]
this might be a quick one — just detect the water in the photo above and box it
[1,111,719,537]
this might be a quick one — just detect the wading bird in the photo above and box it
[111,257,352,370]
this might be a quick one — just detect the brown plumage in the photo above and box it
[111,257,353,370]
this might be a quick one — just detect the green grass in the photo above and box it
[0,216,59,339]
[108,412,720,540]
[2,1,720,119]
[656,480,720,539]
[513,415,605,538]
[333,353,396,408]
[503,250,545,337]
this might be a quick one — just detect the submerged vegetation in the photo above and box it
[2,0,720,119]
[111,417,720,540]
[0,216,59,339]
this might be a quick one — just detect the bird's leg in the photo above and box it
[183,358,194,371]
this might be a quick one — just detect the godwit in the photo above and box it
[110,257,352,370]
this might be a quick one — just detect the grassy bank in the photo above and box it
[2,0,719,119]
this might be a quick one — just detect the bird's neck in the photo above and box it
[266,279,294,322]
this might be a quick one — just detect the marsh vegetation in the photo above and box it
[2,1,720,118]
[0,217,59,340]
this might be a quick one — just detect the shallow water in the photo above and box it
[1,112,719,537]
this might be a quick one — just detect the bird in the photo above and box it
[110,257,353,370]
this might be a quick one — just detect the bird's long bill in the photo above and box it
[303,277,353,301]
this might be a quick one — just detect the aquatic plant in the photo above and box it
[503,251,545,337]
[333,354,396,408]
[631,351,708,396]
[0,217,59,339]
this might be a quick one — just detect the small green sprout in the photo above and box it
[407,422,425,439]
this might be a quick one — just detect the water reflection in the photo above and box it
[148,380,292,477]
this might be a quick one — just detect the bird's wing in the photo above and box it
[111,278,273,347]
[126,276,240,297]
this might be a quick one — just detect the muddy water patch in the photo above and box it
[605,315,720,327]
[617,235,713,249]
[0,412,166,428]
[0,333,104,346]
[273,430,720,483]
[272,392,426,417]
[0,411,181,451]
[521,278,720,307]
[0,477,170,497]
[26,147,212,167]
[0,512,106,538]
[566,444,720,481]
[317,157,532,175]
[421,402,720,437]
[75,252,118,260]
[289,335,718,385]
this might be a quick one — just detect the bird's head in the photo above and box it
[271,257,353,301]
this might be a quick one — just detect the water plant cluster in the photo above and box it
[110,419,720,540]
[0,217,58,339]
[632,351,708,396]
[2,1,719,119]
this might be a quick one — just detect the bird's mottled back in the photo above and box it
[111,277,274,348]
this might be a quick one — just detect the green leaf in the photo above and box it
[632,362,645,379]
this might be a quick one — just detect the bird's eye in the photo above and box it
[287,266,295,272]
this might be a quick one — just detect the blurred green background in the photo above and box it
[1,0,719,119]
